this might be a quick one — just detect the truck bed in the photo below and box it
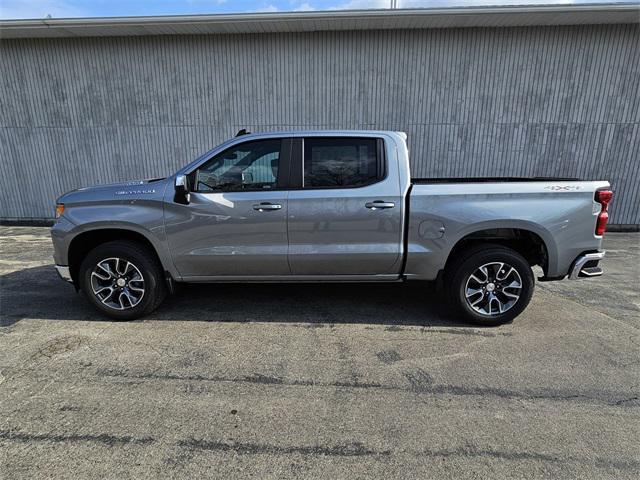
[405,178,609,281]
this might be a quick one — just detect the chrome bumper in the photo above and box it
[55,265,73,283]
[568,251,605,280]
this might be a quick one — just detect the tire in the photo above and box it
[445,244,534,326]
[78,240,167,320]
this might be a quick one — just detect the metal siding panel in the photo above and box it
[0,25,638,224]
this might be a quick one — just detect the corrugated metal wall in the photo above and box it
[1,25,638,224]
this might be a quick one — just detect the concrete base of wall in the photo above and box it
[1,218,56,227]
[2,218,638,232]
[608,224,640,232]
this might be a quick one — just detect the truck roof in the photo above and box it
[231,129,407,139]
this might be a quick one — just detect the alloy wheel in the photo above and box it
[464,262,522,316]
[90,257,145,310]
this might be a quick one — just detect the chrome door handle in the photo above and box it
[253,202,282,211]
[365,201,395,210]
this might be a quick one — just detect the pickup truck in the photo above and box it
[51,130,613,325]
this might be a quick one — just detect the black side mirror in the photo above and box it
[174,174,190,204]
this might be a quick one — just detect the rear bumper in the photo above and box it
[55,265,73,283]
[568,251,605,280]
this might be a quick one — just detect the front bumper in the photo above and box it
[568,251,605,280]
[55,265,73,283]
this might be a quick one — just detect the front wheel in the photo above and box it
[79,240,167,320]
[445,244,534,326]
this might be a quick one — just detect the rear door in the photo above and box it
[164,138,291,277]
[287,136,403,276]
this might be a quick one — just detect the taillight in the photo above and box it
[595,190,613,236]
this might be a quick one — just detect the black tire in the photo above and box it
[79,240,167,320]
[445,244,534,326]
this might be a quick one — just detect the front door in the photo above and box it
[287,136,403,276]
[164,138,291,278]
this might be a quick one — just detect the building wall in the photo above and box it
[1,25,638,224]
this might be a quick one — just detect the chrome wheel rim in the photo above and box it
[90,257,145,310]
[464,262,522,316]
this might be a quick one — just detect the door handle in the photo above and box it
[253,202,282,212]
[365,201,395,210]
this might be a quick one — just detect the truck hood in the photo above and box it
[57,178,169,204]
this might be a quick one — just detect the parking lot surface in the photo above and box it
[1,227,638,479]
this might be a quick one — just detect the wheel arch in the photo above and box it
[67,227,169,286]
[443,226,553,277]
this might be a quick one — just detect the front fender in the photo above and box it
[51,195,179,280]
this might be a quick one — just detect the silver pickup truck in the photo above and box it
[51,130,613,325]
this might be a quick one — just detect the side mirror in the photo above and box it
[174,174,190,204]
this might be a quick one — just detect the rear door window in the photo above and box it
[303,138,383,188]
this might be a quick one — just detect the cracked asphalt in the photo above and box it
[0,227,638,479]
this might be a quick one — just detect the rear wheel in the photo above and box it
[79,240,167,320]
[445,244,534,326]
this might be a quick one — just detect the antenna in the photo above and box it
[235,129,250,137]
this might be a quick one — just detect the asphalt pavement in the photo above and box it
[0,227,638,479]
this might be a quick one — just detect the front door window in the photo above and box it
[195,139,282,192]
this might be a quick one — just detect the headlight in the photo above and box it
[55,203,65,219]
